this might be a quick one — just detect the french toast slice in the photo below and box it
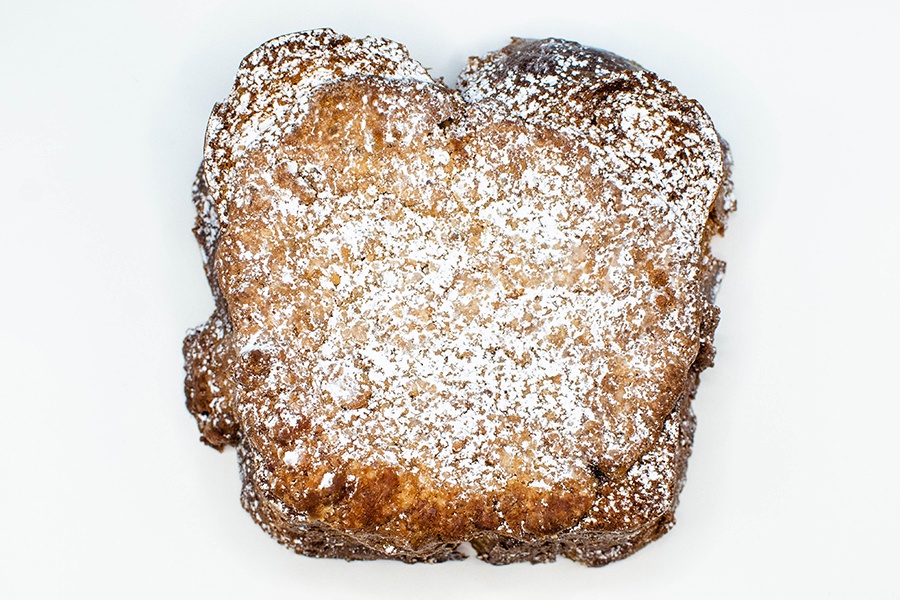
[185,29,733,564]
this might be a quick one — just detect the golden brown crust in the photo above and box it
[184,307,238,450]
[185,30,733,565]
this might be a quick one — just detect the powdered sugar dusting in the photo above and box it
[187,30,732,529]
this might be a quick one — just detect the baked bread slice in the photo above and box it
[184,29,734,565]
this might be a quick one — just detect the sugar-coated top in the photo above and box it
[186,29,732,541]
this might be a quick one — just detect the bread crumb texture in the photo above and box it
[184,29,734,565]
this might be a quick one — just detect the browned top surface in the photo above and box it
[187,29,731,541]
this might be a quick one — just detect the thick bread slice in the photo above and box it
[184,29,733,564]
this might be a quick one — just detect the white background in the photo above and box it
[2,1,898,598]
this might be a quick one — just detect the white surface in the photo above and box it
[1,1,898,598]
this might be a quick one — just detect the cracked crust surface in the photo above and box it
[184,29,734,565]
